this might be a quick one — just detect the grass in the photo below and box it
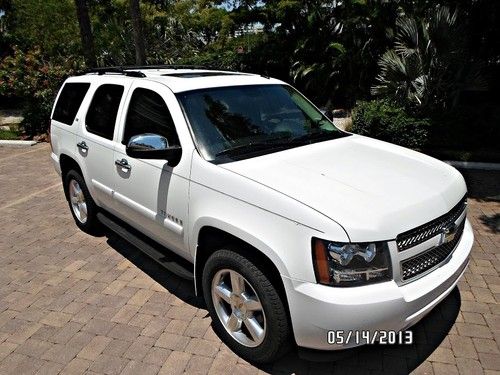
[0,129,20,140]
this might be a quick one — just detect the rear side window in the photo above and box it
[122,88,180,146]
[52,82,90,125]
[85,84,124,140]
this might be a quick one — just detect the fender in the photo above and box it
[191,216,291,294]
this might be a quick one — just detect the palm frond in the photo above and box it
[372,5,483,110]
[395,17,420,58]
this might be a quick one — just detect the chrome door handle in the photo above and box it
[77,141,89,151]
[115,158,131,170]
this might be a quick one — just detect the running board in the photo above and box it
[97,212,194,281]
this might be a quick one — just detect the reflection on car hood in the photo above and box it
[220,135,467,242]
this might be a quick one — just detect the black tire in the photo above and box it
[202,248,292,363]
[64,169,101,235]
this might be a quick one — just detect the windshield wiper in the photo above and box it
[215,129,349,158]
[286,130,341,145]
[215,141,287,157]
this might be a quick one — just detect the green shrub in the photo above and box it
[0,47,84,137]
[351,99,430,149]
[0,129,20,140]
[178,49,243,71]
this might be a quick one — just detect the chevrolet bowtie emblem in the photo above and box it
[439,223,457,245]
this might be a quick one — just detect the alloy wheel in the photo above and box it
[211,269,266,347]
[69,179,88,224]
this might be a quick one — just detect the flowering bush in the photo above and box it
[0,47,85,137]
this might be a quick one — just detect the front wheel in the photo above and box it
[202,249,292,363]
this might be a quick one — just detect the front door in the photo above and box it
[111,81,189,256]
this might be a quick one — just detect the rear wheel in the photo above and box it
[64,170,101,234]
[202,248,292,363]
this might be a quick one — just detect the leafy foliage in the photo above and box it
[179,49,242,70]
[89,1,210,66]
[0,47,84,135]
[289,0,398,108]
[5,0,80,56]
[351,99,429,149]
[0,0,498,155]
[0,129,20,140]
[371,5,487,111]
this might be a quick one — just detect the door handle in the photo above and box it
[77,141,89,151]
[115,158,131,170]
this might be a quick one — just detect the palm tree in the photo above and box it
[74,0,96,67]
[289,0,398,108]
[129,0,146,65]
[372,6,486,110]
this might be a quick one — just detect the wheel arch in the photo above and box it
[59,153,84,200]
[193,223,290,312]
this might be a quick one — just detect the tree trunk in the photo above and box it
[128,0,146,65]
[74,0,96,67]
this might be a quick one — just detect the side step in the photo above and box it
[97,212,194,281]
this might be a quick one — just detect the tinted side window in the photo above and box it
[123,88,179,146]
[52,83,90,125]
[85,84,124,140]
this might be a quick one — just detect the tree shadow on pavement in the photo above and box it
[105,232,461,375]
[479,213,500,234]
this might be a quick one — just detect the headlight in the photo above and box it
[312,238,392,287]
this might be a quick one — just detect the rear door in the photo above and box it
[111,80,190,256]
[50,81,91,166]
[75,79,131,210]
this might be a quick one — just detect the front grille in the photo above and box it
[400,219,465,281]
[396,195,467,251]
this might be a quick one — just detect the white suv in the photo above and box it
[50,66,473,363]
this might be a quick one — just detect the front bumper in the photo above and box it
[284,219,474,350]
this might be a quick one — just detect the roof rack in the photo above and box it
[83,64,225,78]
[119,64,215,70]
[85,67,146,77]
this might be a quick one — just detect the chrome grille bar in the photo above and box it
[396,195,467,252]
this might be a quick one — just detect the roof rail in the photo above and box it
[85,67,146,78]
[83,64,225,77]
[120,64,215,70]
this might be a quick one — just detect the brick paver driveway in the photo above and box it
[0,144,499,375]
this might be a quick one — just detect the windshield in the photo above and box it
[177,84,350,163]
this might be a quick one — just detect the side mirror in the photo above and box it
[126,133,182,166]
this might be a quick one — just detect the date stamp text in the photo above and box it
[327,330,413,345]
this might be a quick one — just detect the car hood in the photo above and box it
[220,135,466,242]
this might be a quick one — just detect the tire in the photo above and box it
[202,248,292,363]
[64,169,101,235]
